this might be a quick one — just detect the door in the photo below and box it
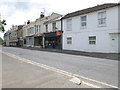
[110,34,118,53]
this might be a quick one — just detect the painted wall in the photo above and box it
[47,20,61,32]
[35,17,47,34]
[63,6,119,53]
[26,21,35,36]
[18,28,23,39]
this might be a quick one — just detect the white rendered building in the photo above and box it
[62,3,120,53]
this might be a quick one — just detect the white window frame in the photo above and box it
[66,19,72,31]
[36,25,40,33]
[81,16,87,28]
[89,36,96,45]
[98,11,106,26]
[67,37,72,44]
[46,24,48,32]
[27,29,29,35]
[52,22,56,32]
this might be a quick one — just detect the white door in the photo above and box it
[110,34,118,53]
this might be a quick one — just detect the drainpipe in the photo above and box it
[61,17,63,50]
[43,35,45,48]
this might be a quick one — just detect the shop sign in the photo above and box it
[56,32,62,35]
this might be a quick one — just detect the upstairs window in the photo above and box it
[46,24,48,32]
[20,31,22,37]
[81,16,87,28]
[27,29,29,35]
[52,23,56,32]
[89,36,96,45]
[36,25,40,32]
[98,11,106,26]
[30,27,34,34]
[66,19,72,31]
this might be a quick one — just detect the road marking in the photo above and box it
[1,51,119,88]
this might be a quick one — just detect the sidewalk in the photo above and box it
[20,46,119,60]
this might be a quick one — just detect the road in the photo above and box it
[2,53,92,88]
[1,46,119,88]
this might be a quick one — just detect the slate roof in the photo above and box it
[63,3,119,19]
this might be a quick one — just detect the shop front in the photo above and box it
[44,31,62,49]
[34,33,43,48]
[26,36,34,47]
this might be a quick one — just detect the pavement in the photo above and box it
[17,46,119,60]
[2,53,92,88]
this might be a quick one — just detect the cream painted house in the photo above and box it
[25,21,35,47]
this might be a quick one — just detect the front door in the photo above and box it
[110,34,118,53]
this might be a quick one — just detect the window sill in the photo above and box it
[80,26,87,29]
[89,44,96,45]
[98,24,106,27]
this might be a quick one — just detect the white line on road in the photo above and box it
[1,50,119,88]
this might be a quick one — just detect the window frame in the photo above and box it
[45,24,48,32]
[89,36,96,45]
[36,25,41,33]
[52,22,56,32]
[98,11,106,26]
[67,37,72,45]
[66,19,72,31]
[81,15,87,28]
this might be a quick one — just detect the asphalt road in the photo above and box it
[2,53,92,88]
[2,46,119,88]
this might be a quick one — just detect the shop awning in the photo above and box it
[44,31,62,37]
[34,33,43,37]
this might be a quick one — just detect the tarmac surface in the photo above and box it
[20,47,119,61]
[2,53,92,88]
[2,46,119,88]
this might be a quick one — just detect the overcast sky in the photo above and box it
[0,0,119,39]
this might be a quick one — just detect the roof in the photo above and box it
[62,3,120,19]
[18,25,24,29]
[44,16,62,24]
[44,15,62,24]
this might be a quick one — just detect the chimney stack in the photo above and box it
[40,12,45,18]
[27,20,30,24]
[12,25,14,30]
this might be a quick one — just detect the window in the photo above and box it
[30,27,34,34]
[98,11,106,26]
[27,29,29,35]
[81,16,87,27]
[89,36,96,45]
[36,25,40,32]
[52,23,56,32]
[27,27,34,35]
[67,37,72,44]
[46,24,48,32]
[66,19,72,31]
[20,31,22,37]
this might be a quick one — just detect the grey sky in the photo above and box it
[0,0,119,38]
